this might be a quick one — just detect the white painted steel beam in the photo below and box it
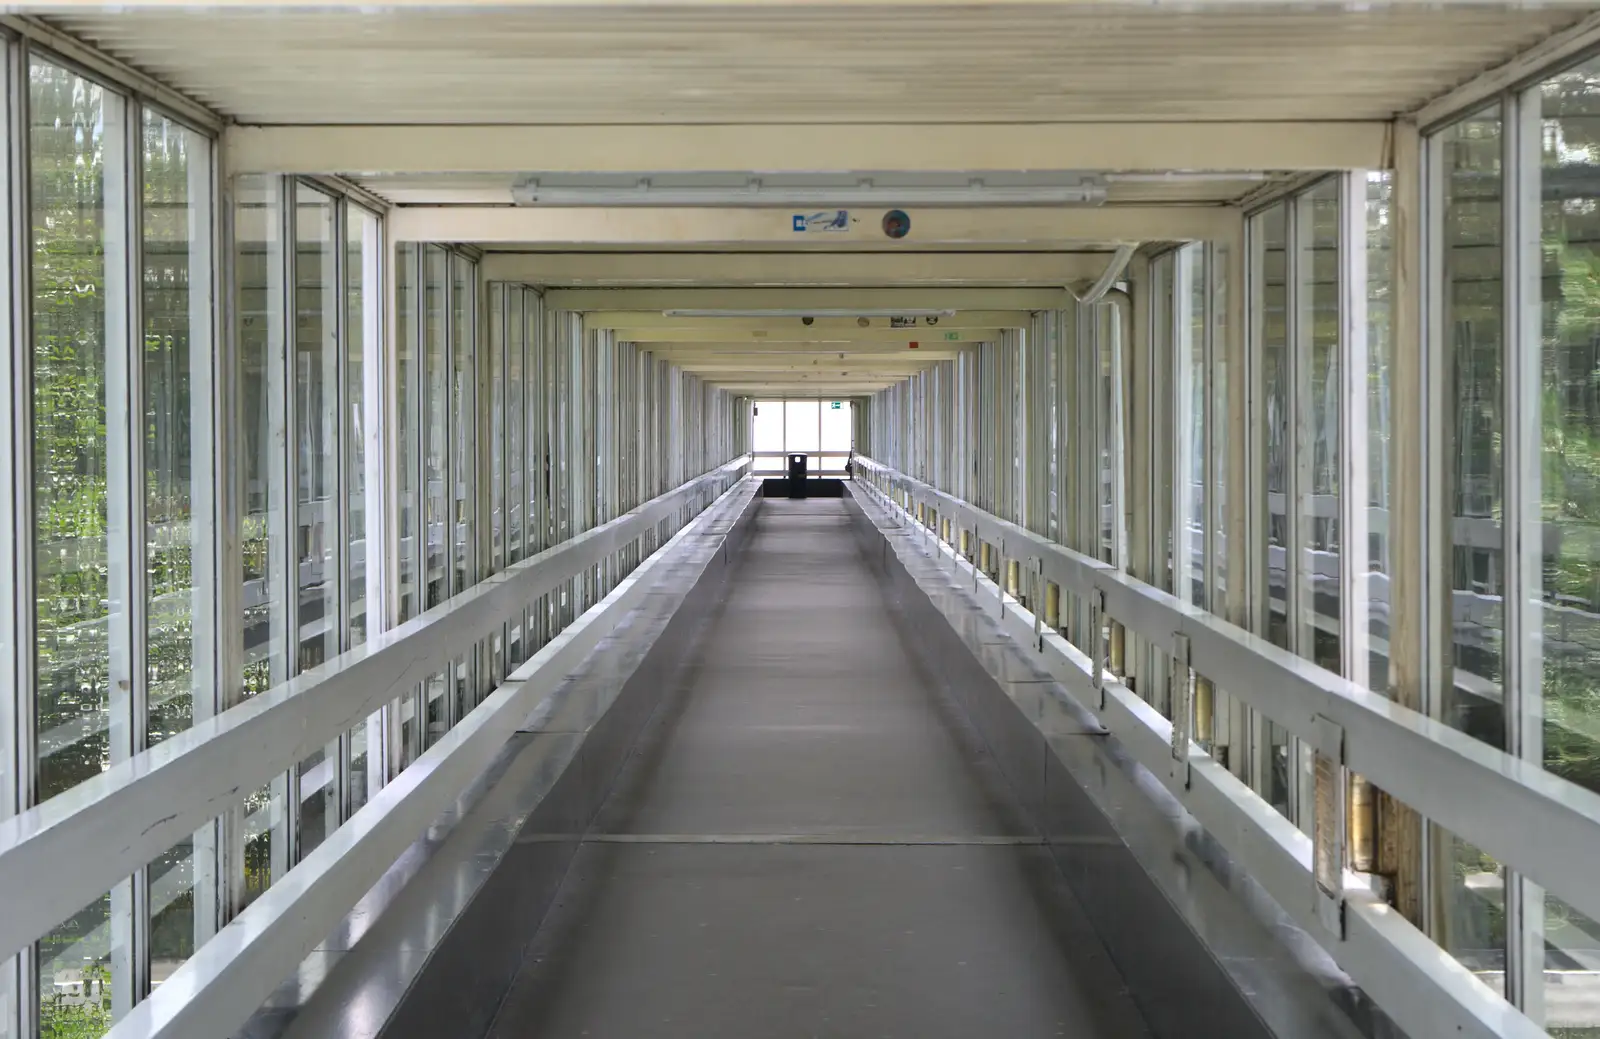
[0,459,749,964]
[582,310,1024,332]
[620,328,996,344]
[650,350,961,365]
[719,385,898,395]
[226,123,1389,176]
[481,251,1114,287]
[392,206,1241,248]
[1412,9,1600,128]
[545,288,1067,312]
[695,366,931,377]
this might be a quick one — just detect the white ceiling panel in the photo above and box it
[44,4,1598,125]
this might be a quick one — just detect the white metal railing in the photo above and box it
[0,457,750,969]
[852,455,1597,1039]
[107,467,759,1039]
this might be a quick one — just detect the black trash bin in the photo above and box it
[787,453,808,498]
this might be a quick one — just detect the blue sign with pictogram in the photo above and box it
[793,210,849,233]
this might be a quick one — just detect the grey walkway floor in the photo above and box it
[485,500,1153,1039]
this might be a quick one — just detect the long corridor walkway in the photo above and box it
[483,499,1155,1039]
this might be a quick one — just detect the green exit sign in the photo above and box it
[831,401,842,409]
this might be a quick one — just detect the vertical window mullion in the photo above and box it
[1203,243,1220,615]
[1340,173,1371,691]
[359,212,390,802]
[272,175,298,878]
[98,87,142,1021]
[1503,83,1544,1020]
[331,197,351,828]
[0,32,27,1034]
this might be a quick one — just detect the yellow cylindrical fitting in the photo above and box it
[1195,677,1215,746]
[1349,777,1376,872]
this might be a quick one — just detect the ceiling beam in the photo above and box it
[481,251,1113,287]
[691,368,934,376]
[226,122,1388,175]
[618,328,996,344]
[1411,9,1600,128]
[720,385,903,394]
[550,287,1068,311]
[394,205,1238,247]
[659,352,959,366]
[585,310,1023,332]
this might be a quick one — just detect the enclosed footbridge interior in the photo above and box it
[4,4,1600,1038]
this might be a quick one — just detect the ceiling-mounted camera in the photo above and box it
[882,209,911,240]
[801,316,815,326]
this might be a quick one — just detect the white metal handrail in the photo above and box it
[852,455,1597,1039]
[0,456,750,964]
[106,473,761,1039]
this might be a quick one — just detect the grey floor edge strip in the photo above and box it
[579,832,1096,846]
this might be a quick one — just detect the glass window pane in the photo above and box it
[423,246,447,609]
[1151,252,1175,596]
[398,690,419,769]
[143,112,209,749]
[820,399,852,454]
[424,670,447,747]
[346,719,370,816]
[452,254,476,593]
[147,836,196,996]
[31,58,118,806]
[1538,60,1600,1028]
[38,888,120,1037]
[1212,245,1230,611]
[507,289,524,565]
[784,400,820,452]
[1259,203,1291,653]
[242,782,276,908]
[296,744,336,859]
[348,207,374,647]
[237,175,286,699]
[1177,244,1207,608]
[1439,101,1507,992]
[1443,104,1507,742]
[1300,180,1342,674]
[488,283,505,574]
[396,244,418,622]
[1256,202,1294,820]
[1100,300,1122,565]
[1367,172,1395,694]
[752,400,783,472]
[294,185,337,674]
[140,108,211,1006]
[526,295,545,557]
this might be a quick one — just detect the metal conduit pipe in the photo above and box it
[1069,242,1136,305]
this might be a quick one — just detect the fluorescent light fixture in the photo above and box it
[1103,171,1271,184]
[663,308,956,319]
[511,173,1107,208]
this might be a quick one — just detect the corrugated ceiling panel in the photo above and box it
[45,4,1598,125]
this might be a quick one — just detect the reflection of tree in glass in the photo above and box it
[42,961,111,1039]
[32,59,111,805]
[1541,66,1600,802]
